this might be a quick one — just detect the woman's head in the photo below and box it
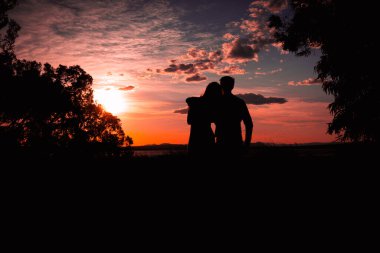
[203,82,222,100]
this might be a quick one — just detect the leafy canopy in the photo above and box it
[269,0,379,142]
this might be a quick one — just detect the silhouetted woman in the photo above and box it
[186,82,222,157]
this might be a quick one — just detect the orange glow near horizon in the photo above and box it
[119,100,336,146]
[94,89,128,115]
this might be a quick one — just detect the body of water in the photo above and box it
[133,149,187,157]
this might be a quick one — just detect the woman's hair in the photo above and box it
[202,82,222,100]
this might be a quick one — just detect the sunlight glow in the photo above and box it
[94,89,127,115]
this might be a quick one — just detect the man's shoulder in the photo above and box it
[230,94,247,106]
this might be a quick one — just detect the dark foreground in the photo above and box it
[2,143,378,169]
[2,143,378,218]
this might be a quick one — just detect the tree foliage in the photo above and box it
[269,0,379,142]
[1,1,132,157]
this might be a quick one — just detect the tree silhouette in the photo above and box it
[0,0,132,157]
[269,0,379,142]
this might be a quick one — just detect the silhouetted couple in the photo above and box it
[186,76,253,159]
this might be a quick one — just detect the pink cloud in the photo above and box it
[186,48,208,59]
[288,78,322,86]
[218,1,290,66]
[208,50,223,62]
[240,20,261,33]
[272,42,289,54]
[248,7,265,18]
[119,85,135,91]
[150,0,292,82]
[11,0,210,86]
[155,38,256,81]
[218,65,246,75]
[235,0,290,54]
[253,0,289,13]
[223,33,236,40]
[255,68,283,76]
[149,0,292,83]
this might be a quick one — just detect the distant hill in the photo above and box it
[133,142,338,150]
[250,142,338,147]
[133,144,187,150]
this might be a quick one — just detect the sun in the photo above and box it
[94,89,127,115]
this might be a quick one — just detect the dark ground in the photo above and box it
[2,143,378,169]
[131,143,379,166]
[3,143,375,198]
[2,143,377,224]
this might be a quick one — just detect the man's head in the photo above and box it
[220,76,235,94]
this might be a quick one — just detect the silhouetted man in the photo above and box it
[216,76,253,154]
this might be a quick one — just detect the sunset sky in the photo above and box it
[9,0,335,145]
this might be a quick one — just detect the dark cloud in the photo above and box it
[119,85,135,91]
[302,97,333,103]
[179,63,196,74]
[50,22,83,38]
[156,48,223,82]
[186,74,207,82]
[101,42,120,47]
[237,93,287,105]
[194,59,214,71]
[174,93,287,113]
[223,38,258,63]
[178,63,194,71]
[164,64,178,73]
[49,0,84,13]
[229,39,256,58]
[174,108,188,114]
[163,62,197,74]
